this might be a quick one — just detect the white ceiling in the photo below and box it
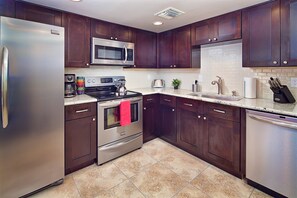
[23,0,268,33]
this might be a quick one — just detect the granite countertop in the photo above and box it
[131,88,297,117]
[64,94,97,106]
[64,88,297,117]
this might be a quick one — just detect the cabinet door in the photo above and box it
[143,102,157,143]
[91,19,111,39]
[191,20,212,46]
[204,116,240,174]
[177,108,203,156]
[160,104,177,144]
[174,26,191,68]
[158,30,174,68]
[63,13,90,68]
[15,2,62,26]
[112,24,132,42]
[213,11,241,43]
[242,1,281,67]
[0,0,15,17]
[134,30,157,68]
[65,116,96,174]
[281,0,297,66]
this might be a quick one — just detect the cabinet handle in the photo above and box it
[110,37,114,40]
[115,37,118,40]
[208,38,212,42]
[146,98,153,101]
[172,108,175,112]
[213,37,218,41]
[134,65,136,68]
[86,63,89,66]
[92,118,96,121]
[273,61,278,64]
[203,117,207,120]
[283,61,288,64]
[213,109,226,114]
[184,103,193,107]
[75,109,89,113]
[143,107,147,110]
[198,115,201,119]
[164,99,171,102]
[170,65,173,68]
[173,65,176,68]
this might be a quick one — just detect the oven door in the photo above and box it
[98,97,143,146]
[91,37,134,66]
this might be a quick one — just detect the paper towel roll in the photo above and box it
[244,77,256,98]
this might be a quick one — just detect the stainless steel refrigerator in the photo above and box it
[0,17,64,197]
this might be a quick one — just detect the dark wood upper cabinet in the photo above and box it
[91,19,132,42]
[133,29,157,68]
[63,13,90,68]
[0,0,15,17]
[158,30,174,68]
[191,20,212,46]
[158,25,193,68]
[15,2,62,26]
[191,11,241,46]
[174,26,192,68]
[281,0,297,66]
[242,1,281,67]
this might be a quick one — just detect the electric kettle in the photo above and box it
[152,79,165,88]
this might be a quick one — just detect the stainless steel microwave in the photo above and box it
[91,37,134,66]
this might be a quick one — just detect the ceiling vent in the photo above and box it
[154,7,185,19]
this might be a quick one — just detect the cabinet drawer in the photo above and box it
[177,97,203,113]
[65,103,96,121]
[160,95,176,107]
[204,102,240,122]
[143,94,159,105]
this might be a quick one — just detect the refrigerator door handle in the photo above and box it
[1,46,9,128]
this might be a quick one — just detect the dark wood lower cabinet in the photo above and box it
[203,116,241,176]
[143,95,159,143]
[65,103,97,174]
[160,104,177,144]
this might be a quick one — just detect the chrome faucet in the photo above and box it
[211,76,223,95]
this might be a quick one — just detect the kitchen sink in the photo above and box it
[188,93,242,101]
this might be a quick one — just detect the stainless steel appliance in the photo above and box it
[246,110,297,198]
[85,76,143,165]
[152,79,165,88]
[91,37,134,66]
[0,17,64,197]
[65,74,76,98]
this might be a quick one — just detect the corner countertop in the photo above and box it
[64,94,97,106]
[131,88,297,117]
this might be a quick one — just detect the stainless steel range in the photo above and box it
[85,76,143,165]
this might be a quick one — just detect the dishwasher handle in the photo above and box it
[248,114,297,130]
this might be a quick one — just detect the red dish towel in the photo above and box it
[120,100,131,126]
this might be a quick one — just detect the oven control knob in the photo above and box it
[87,79,91,83]
[92,79,96,83]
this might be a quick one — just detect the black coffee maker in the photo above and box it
[65,74,76,98]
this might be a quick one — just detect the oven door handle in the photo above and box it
[99,98,142,108]
[124,46,128,63]
[99,134,141,151]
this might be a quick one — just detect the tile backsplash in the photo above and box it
[65,41,297,100]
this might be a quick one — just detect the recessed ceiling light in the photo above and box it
[153,21,163,26]
[71,0,81,2]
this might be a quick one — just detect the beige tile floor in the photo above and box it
[30,138,272,198]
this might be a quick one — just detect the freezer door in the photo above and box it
[0,17,64,198]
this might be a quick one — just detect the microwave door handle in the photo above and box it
[1,47,9,128]
[124,46,128,63]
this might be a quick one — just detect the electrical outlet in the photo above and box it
[291,78,297,87]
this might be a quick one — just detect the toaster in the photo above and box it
[152,79,165,88]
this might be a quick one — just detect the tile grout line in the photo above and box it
[248,187,255,198]
[71,174,83,198]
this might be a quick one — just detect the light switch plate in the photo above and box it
[291,78,297,87]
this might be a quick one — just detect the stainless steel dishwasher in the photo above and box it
[246,110,297,198]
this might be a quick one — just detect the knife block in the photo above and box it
[271,85,296,103]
